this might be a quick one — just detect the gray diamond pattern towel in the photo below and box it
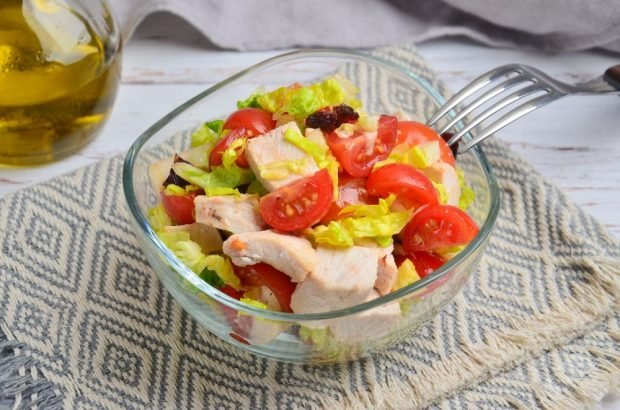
[0,45,619,409]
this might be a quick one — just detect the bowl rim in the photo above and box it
[122,48,501,323]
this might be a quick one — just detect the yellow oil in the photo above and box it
[0,0,121,165]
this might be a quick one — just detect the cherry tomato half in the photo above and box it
[233,263,296,312]
[160,191,197,225]
[408,251,445,278]
[320,174,377,223]
[223,108,276,137]
[327,115,398,177]
[367,163,438,209]
[397,121,455,166]
[259,169,333,232]
[402,204,479,253]
[209,128,249,168]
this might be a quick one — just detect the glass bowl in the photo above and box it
[123,49,500,364]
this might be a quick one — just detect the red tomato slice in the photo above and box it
[397,121,455,166]
[209,128,249,168]
[402,205,479,253]
[320,175,377,223]
[223,108,276,137]
[160,191,197,225]
[233,263,296,312]
[327,115,398,177]
[218,285,250,343]
[220,285,243,300]
[259,169,333,232]
[408,252,445,278]
[366,163,438,209]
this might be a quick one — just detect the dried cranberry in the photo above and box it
[334,104,359,124]
[440,132,459,159]
[306,109,338,132]
[305,104,359,133]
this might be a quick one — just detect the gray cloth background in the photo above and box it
[109,0,620,52]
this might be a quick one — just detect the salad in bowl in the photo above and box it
[124,50,499,363]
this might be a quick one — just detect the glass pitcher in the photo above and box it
[0,0,122,166]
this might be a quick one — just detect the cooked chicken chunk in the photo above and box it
[374,245,398,295]
[246,122,319,191]
[290,246,379,314]
[162,223,222,253]
[194,194,266,234]
[222,230,316,282]
[422,162,461,206]
[329,290,401,342]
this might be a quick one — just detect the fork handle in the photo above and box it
[604,65,620,90]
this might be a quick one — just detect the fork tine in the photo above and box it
[459,93,558,153]
[445,83,544,146]
[437,74,532,134]
[426,65,523,127]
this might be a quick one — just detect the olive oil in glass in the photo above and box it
[0,0,121,165]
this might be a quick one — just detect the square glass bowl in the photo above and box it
[123,49,500,363]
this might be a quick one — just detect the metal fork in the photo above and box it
[427,64,620,153]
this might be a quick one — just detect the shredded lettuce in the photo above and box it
[246,179,268,196]
[457,168,475,210]
[163,184,186,195]
[299,326,330,350]
[158,231,241,290]
[159,232,208,273]
[205,187,241,196]
[239,298,268,310]
[374,141,440,170]
[341,212,411,240]
[222,137,247,169]
[357,113,378,132]
[436,245,466,260]
[199,267,225,288]
[191,120,224,147]
[310,198,411,247]
[339,195,396,218]
[393,259,421,291]
[204,255,241,290]
[172,162,254,195]
[259,157,309,180]
[432,182,449,205]
[284,127,339,197]
[241,75,361,121]
[236,89,264,109]
[148,204,172,232]
[312,221,354,247]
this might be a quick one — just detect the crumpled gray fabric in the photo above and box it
[108,0,620,53]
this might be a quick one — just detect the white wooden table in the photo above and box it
[0,13,618,408]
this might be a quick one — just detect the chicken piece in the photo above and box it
[290,246,379,314]
[194,194,266,234]
[246,122,319,191]
[329,290,401,343]
[222,230,316,282]
[374,245,398,296]
[244,286,291,344]
[422,162,461,206]
[162,223,222,253]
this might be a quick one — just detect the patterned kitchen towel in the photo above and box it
[0,44,619,409]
